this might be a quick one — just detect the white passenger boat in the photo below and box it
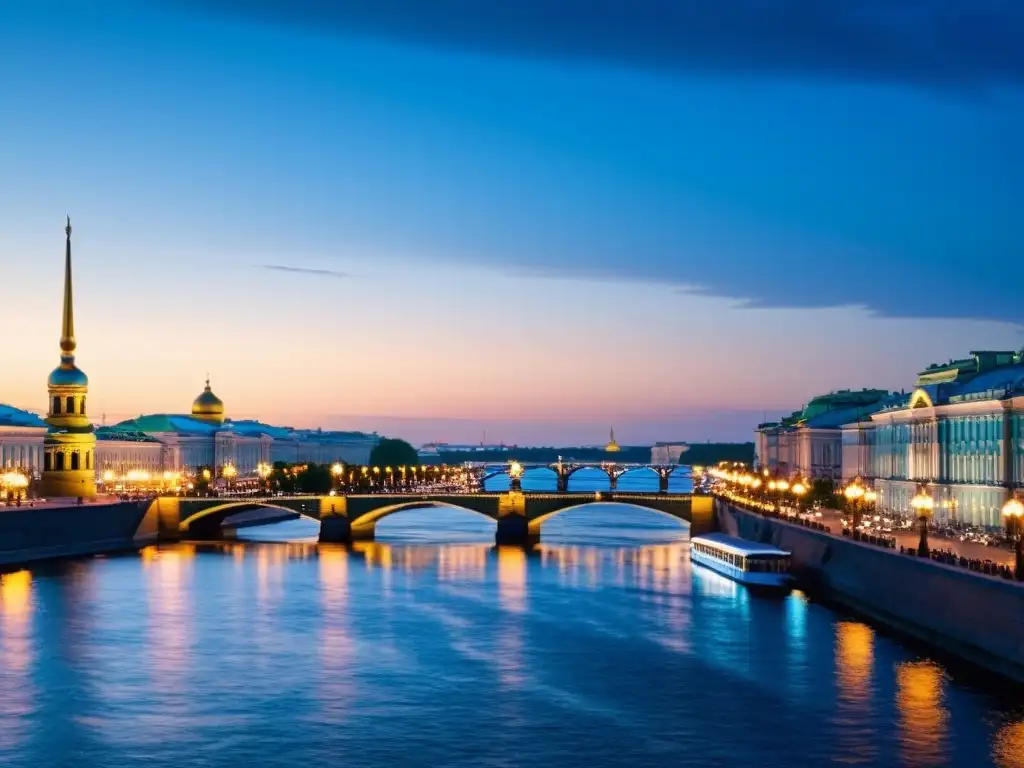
[690,533,793,589]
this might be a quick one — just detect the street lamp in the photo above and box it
[844,477,866,535]
[910,487,934,557]
[791,479,808,517]
[1,471,29,505]
[1001,496,1024,580]
[330,462,345,491]
[508,460,524,492]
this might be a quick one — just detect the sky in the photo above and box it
[1,0,1022,446]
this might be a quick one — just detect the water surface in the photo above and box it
[0,471,1022,767]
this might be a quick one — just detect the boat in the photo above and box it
[690,532,794,589]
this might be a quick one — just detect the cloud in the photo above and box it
[261,264,350,278]
[163,0,1024,90]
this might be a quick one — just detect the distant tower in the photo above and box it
[604,426,621,453]
[41,217,96,498]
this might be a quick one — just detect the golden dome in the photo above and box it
[605,426,621,452]
[191,376,225,425]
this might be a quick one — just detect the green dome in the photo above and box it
[48,364,88,388]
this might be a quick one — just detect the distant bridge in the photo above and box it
[468,462,686,492]
[143,491,713,547]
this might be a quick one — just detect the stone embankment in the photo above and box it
[717,499,1024,684]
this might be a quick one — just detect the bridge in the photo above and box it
[142,491,714,547]
[468,461,685,492]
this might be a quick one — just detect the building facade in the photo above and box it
[651,443,688,465]
[857,351,1024,528]
[759,350,1024,529]
[101,381,380,476]
[0,405,46,472]
[755,390,895,481]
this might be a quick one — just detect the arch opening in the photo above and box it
[527,501,690,534]
[351,501,497,535]
[179,501,321,533]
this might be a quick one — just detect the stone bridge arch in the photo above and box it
[346,500,498,540]
[179,500,326,537]
[525,499,690,535]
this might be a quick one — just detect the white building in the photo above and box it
[755,390,896,481]
[1,379,380,480]
[0,404,46,472]
[651,443,688,465]
[851,350,1024,528]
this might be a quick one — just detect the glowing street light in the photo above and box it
[1,470,29,504]
[910,487,935,556]
[844,477,867,534]
[1001,496,1024,580]
[508,460,524,492]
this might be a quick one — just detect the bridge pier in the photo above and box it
[556,474,569,493]
[658,471,670,493]
[495,515,537,547]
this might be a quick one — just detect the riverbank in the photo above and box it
[716,499,1024,684]
[0,499,151,569]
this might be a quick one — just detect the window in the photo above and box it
[53,396,61,414]
[86,452,91,470]
[55,452,65,471]
[71,452,80,471]
[66,396,74,414]
[44,452,52,471]
[80,397,86,414]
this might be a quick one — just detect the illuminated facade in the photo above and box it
[101,379,379,475]
[851,351,1024,528]
[755,389,895,481]
[0,405,45,472]
[758,350,1024,528]
[40,218,96,498]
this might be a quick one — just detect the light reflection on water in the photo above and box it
[0,472,1021,767]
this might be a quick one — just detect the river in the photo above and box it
[0,469,1021,766]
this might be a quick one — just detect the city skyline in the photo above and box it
[3,1,1022,445]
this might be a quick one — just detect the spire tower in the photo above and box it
[41,217,96,499]
[60,215,76,362]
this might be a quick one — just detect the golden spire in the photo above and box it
[60,215,75,363]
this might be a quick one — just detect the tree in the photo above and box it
[298,463,332,495]
[370,438,419,469]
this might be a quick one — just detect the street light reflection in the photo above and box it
[896,661,949,767]
[0,570,34,752]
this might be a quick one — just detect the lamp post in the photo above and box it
[507,462,524,493]
[791,479,808,517]
[1001,496,1024,580]
[844,477,866,536]
[910,487,934,557]
[331,462,345,492]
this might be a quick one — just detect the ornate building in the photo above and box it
[755,389,895,481]
[98,378,379,476]
[40,218,96,498]
[0,405,46,472]
[851,351,1024,528]
[756,350,1024,529]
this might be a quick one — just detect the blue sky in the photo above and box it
[1,1,1021,445]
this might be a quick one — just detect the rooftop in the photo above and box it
[0,404,46,429]
[692,532,791,557]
